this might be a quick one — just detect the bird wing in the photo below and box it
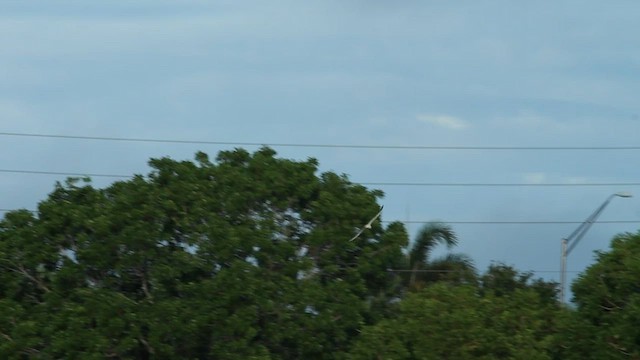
[349,228,366,242]
[349,205,384,241]
[364,205,384,228]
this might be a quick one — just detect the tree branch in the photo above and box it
[0,331,14,342]
[11,263,51,293]
[139,337,156,355]
[607,341,631,357]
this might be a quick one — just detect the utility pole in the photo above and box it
[559,192,632,303]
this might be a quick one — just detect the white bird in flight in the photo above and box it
[349,205,384,242]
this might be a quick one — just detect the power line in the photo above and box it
[2,131,640,151]
[0,208,637,225]
[360,182,640,187]
[386,269,580,273]
[392,220,640,225]
[0,169,131,179]
[2,168,640,188]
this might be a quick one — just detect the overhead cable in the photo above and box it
[0,169,131,178]
[386,269,581,273]
[1,131,640,151]
[2,168,640,187]
[0,208,637,224]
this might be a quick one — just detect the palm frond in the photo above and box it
[428,253,476,272]
[409,222,458,268]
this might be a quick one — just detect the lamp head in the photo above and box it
[614,192,633,198]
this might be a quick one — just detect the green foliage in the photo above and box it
[350,271,566,360]
[405,222,476,290]
[6,146,634,359]
[409,222,458,268]
[556,231,640,359]
[480,263,558,305]
[0,148,405,359]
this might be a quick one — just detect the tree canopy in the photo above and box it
[556,231,640,359]
[0,148,407,359]
[1,148,639,359]
[350,265,564,360]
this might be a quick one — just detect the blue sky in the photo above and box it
[2,1,640,297]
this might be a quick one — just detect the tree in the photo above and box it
[554,231,640,359]
[350,268,566,360]
[0,148,408,359]
[480,262,558,305]
[405,222,476,289]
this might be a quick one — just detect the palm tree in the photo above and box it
[406,222,476,289]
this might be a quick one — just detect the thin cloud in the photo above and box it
[522,173,591,185]
[523,172,547,184]
[563,176,589,185]
[417,114,468,130]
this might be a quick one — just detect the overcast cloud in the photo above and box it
[1,0,639,297]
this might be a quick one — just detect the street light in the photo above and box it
[560,192,632,303]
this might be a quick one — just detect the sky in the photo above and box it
[2,1,640,299]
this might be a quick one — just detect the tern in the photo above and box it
[349,205,384,242]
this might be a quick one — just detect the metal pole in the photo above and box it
[559,192,631,304]
[560,238,567,303]
[565,195,614,256]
